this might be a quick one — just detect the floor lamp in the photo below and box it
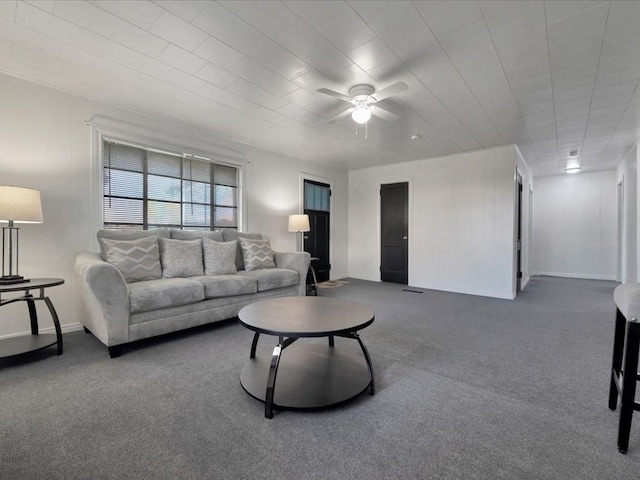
[288,214,310,253]
[0,186,43,284]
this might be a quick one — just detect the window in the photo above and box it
[304,180,330,212]
[103,139,239,231]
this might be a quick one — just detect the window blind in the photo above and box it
[103,139,239,231]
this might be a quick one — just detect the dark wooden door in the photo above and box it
[303,180,330,283]
[304,210,330,282]
[516,174,523,293]
[380,182,408,284]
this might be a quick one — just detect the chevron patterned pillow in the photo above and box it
[239,237,276,271]
[101,236,162,283]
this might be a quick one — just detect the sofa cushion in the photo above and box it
[194,275,257,299]
[202,238,237,275]
[101,236,162,283]
[128,278,205,314]
[221,231,262,270]
[97,228,170,261]
[239,237,276,271]
[237,268,298,292]
[170,229,224,242]
[159,238,204,278]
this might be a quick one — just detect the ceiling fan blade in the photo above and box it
[372,81,409,102]
[326,108,354,124]
[317,88,353,103]
[370,106,398,122]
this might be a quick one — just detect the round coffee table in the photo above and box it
[238,296,375,418]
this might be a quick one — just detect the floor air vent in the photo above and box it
[402,288,423,294]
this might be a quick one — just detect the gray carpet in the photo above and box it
[1,276,639,479]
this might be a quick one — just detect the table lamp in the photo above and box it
[0,185,43,284]
[288,214,310,252]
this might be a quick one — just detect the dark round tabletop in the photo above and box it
[239,296,374,337]
[0,278,64,293]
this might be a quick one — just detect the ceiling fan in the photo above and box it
[317,81,409,124]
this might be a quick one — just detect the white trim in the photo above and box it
[532,271,617,281]
[0,322,83,341]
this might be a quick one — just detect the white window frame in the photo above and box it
[88,121,247,249]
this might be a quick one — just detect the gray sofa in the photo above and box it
[75,229,310,358]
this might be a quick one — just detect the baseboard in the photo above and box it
[521,276,530,289]
[532,271,617,281]
[0,322,84,341]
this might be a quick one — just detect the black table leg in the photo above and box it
[250,332,260,359]
[329,335,334,347]
[43,296,63,355]
[26,295,38,335]
[618,320,640,454]
[355,332,375,395]
[609,308,626,410]
[265,342,283,419]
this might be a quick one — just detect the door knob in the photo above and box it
[402,236,408,240]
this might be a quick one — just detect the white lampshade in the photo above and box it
[351,105,371,124]
[288,214,310,232]
[0,186,44,223]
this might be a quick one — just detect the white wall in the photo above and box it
[533,170,617,280]
[349,145,519,300]
[616,144,639,282]
[0,73,348,338]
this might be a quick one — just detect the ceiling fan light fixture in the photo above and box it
[351,104,371,124]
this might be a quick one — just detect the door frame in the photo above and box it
[378,177,413,285]
[299,172,333,279]
[617,178,624,282]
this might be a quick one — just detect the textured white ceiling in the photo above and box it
[1,1,639,175]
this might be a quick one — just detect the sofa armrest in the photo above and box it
[273,251,311,296]
[74,251,130,347]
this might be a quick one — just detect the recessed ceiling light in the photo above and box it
[410,134,419,140]
[565,166,581,174]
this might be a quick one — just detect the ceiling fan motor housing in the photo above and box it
[349,84,376,103]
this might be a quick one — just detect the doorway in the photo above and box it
[516,173,523,293]
[380,182,408,284]
[303,180,330,283]
[617,179,624,282]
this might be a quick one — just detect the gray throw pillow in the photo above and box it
[97,228,170,261]
[239,237,275,271]
[202,239,237,275]
[170,229,224,242]
[221,231,263,270]
[159,238,204,278]
[101,236,162,283]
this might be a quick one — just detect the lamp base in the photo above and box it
[0,275,29,285]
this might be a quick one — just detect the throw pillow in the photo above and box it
[170,229,224,242]
[202,239,237,275]
[159,238,204,278]
[239,237,276,271]
[221,231,263,270]
[97,228,170,261]
[101,236,162,283]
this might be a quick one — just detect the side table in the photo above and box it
[0,278,64,359]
